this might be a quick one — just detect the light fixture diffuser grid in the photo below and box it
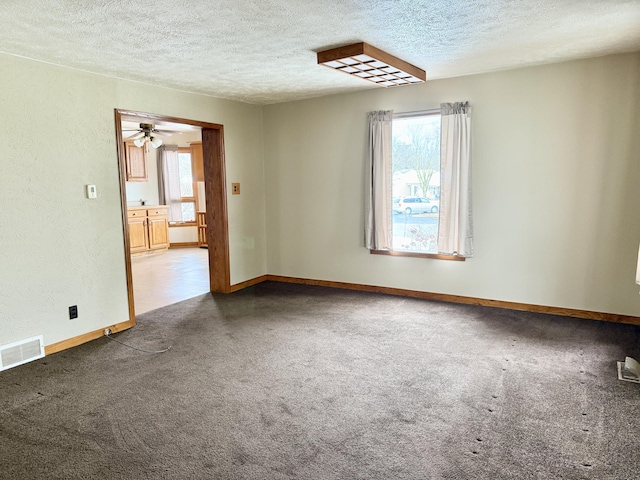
[317,42,426,87]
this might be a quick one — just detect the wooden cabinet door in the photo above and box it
[148,216,169,250]
[190,141,204,182]
[125,142,147,182]
[128,217,149,253]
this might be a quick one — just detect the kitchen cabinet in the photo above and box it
[124,141,147,182]
[127,206,169,255]
[190,141,204,182]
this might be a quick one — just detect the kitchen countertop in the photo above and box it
[127,205,169,210]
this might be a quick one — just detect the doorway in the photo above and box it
[115,109,231,324]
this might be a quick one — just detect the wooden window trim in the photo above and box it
[169,222,197,228]
[179,197,196,224]
[370,249,465,261]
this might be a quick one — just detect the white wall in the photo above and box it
[169,226,198,244]
[124,152,161,207]
[263,53,640,316]
[0,53,267,347]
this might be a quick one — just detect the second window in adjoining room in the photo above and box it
[177,149,196,223]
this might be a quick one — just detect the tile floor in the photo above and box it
[131,247,210,314]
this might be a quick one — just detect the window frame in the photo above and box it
[169,148,197,226]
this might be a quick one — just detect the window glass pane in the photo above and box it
[181,202,196,222]
[392,113,441,254]
[178,152,194,197]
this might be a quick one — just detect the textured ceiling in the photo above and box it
[1,0,639,105]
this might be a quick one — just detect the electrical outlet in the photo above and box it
[69,305,78,320]
[232,183,240,195]
[104,328,111,336]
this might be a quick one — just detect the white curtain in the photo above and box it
[438,102,473,257]
[157,145,183,222]
[365,110,393,250]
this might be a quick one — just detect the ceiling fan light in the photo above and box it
[133,137,145,147]
[150,136,163,148]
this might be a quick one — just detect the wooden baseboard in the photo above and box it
[169,242,199,248]
[230,275,269,292]
[44,319,135,356]
[45,273,639,357]
[257,275,640,326]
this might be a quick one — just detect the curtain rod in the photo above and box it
[393,108,440,119]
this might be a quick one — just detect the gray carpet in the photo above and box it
[1,282,639,479]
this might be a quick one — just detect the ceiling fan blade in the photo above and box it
[124,131,144,140]
[151,129,183,136]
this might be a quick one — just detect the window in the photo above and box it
[365,102,472,259]
[391,111,441,254]
[177,149,196,223]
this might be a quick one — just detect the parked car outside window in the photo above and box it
[393,196,439,215]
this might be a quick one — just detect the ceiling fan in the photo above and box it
[122,123,182,148]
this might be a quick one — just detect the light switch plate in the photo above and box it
[86,184,97,199]
[232,183,240,195]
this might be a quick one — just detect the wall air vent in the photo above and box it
[0,335,45,371]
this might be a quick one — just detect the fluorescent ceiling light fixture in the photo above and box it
[317,42,426,87]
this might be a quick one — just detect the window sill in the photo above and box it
[169,222,197,228]
[370,249,465,261]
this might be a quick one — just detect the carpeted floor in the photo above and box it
[1,282,639,479]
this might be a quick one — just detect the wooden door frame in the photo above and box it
[115,109,231,325]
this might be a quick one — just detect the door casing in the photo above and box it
[115,109,231,325]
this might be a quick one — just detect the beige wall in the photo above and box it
[2,51,639,352]
[0,53,267,347]
[263,52,640,316]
